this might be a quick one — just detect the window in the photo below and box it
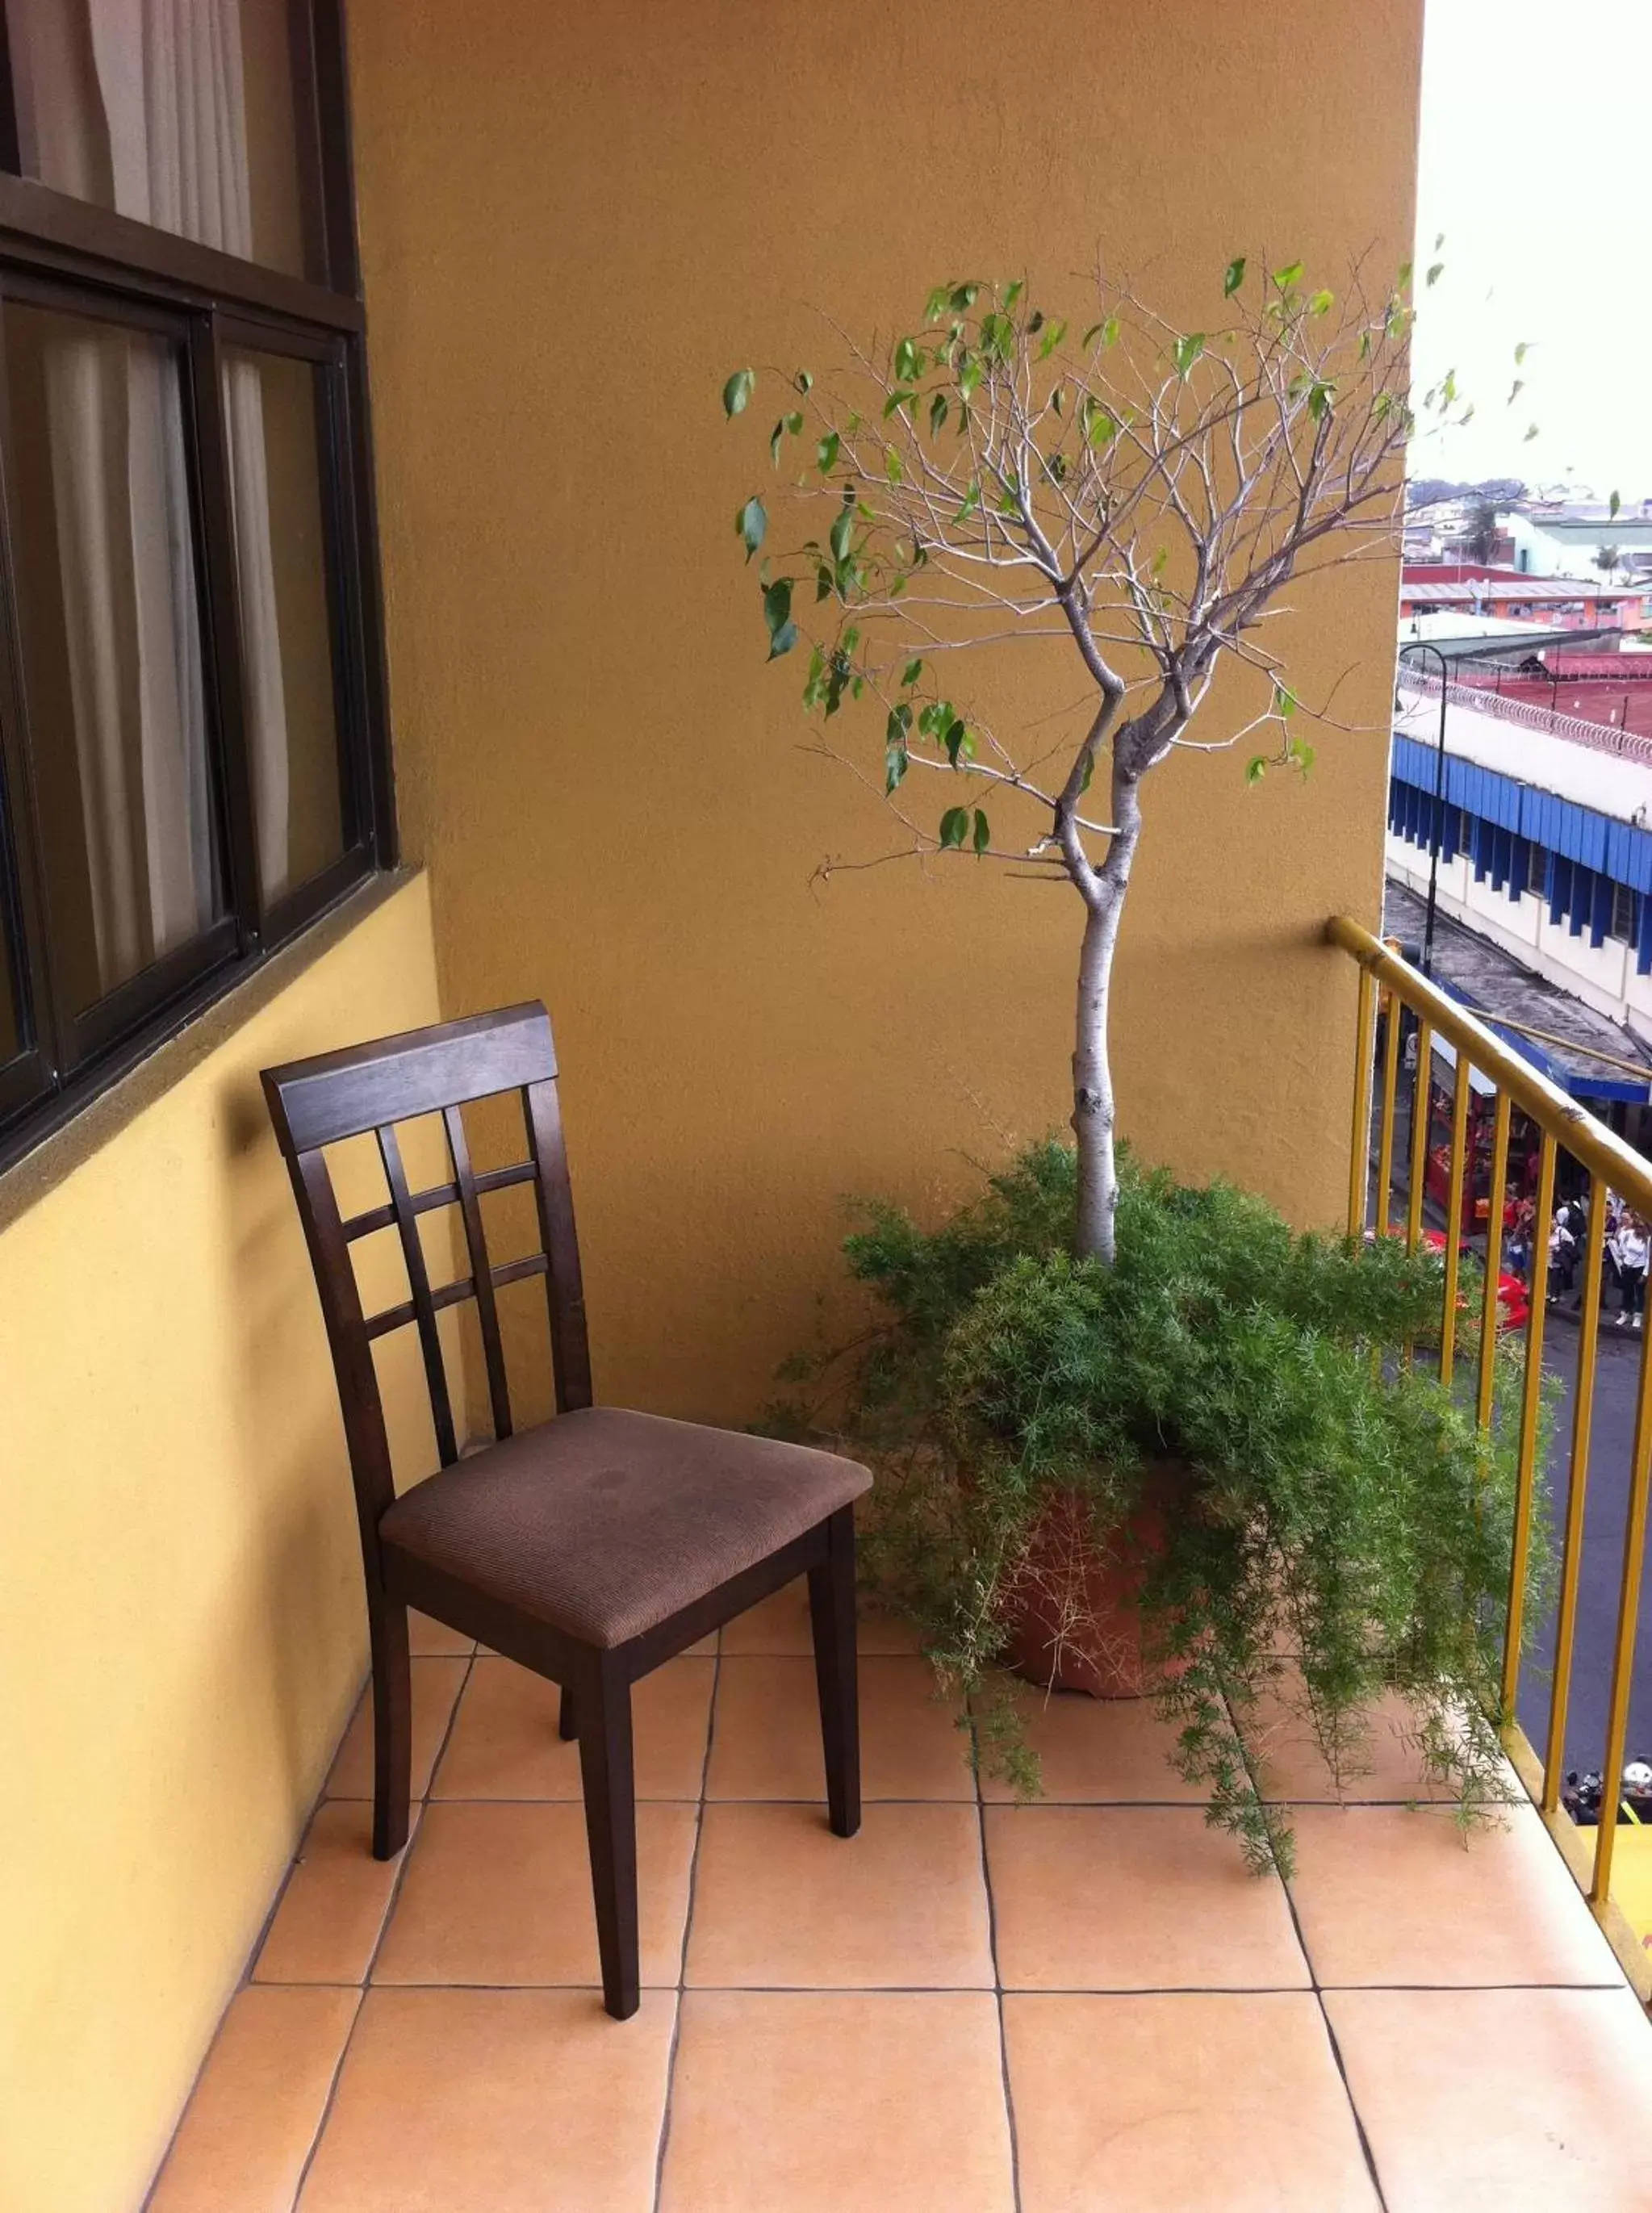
[1612,882,1637,944]
[0,2,391,1162]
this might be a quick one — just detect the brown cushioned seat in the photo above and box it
[379,1406,872,1649]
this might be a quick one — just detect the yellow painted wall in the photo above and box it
[0,876,446,2213]
[349,0,1421,1426]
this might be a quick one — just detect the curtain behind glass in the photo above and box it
[4,0,293,978]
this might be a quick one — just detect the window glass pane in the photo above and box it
[3,301,223,1014]
[6,0,316,280]
[222,346,344,902]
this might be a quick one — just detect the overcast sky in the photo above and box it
[1411,0,1650,496]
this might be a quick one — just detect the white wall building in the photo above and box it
[1386,680,1652,1045]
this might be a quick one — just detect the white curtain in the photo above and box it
[8,0,291,993]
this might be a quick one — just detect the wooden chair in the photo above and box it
[262,1003,871,2018]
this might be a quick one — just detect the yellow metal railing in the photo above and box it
[1329,914,1652,1972]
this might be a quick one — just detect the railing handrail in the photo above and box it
[1397,667,1652,764]
[1326,914,1652,1212]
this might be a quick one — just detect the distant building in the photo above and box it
[1386,671,1652,1069]
[1504,509,1652,584]
[1399,563,1645,630]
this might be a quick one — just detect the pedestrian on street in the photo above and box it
[1614,1213,1648,1331]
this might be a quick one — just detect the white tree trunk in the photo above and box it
[1072,768,1144,1264]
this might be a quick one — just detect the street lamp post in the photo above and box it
[1397,639,1452,978]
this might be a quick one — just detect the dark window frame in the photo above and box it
[0,0,394,1173]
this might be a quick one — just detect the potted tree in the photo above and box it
[723,262,1545,1868]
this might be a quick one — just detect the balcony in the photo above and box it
[8,9,1651,2211]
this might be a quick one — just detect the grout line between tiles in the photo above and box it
[972,1716,1024,2213]
[650,1621,721,2212]
[288,1638,479,2211]
[1226,1686,1392,2213]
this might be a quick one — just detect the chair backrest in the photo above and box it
[262,1003,592,1554]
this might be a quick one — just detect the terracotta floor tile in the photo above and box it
[325,1656,467,1801]
[659,1990,1013,2211]
[985,1807,1309,1991]
[299,1987,674,2213]
[147,1986,357,2213]
[707,1655,972,1801]
[254,1801,411,1985]
[687,1802,994,1988]
[372,1800,696,1986]
[1286,1804,1624,1985]
[1005,1992,1377,2211]
[977,1679,1204,1803]
[432,1655,713,1800]
[408,1609,475,1656]
[1327,1986,1652,2209]
[1240,1676,1515,1804]
[721,1575,920,1655]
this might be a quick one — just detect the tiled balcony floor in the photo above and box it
[148,1588,1652,2211]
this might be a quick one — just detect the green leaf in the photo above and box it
[958,359,982,404]
[1514,341,1529,366]
[1508,378,1524,405]
[1274,682,1298,718]
[893,337,924,383]
[769,420,784,466]
[1426,261,1444,287]
[767,620,798,661]
[1271,259,1303,289]
[956,478,982,523]
[1524,422,1540,442]
[1307,287,1334,316]
[1173,333,1205,375]
[923,285,951,321]
[829,509,853,561]
[763,576,793,628]
[1004,278,1024,308]
[885,741,908,793]
[1036,317,1068,360]
[735,496,767,561]
[722,368,755,418]
[1610,489,1623,521]
[795,370,813,394]
[929,390,948,436]
[1307,381,1332,422]
[901,658,923,686]
[1223,256,1246,297]
[939,806,969,849]
[1246,755,1267,784]
[949,282,980,310]
[885,449,904,485]
[1397,261,1413,291]
[945,718,968,767]
[815,563,833,601]
[817,431,840,473]
[883,387,916,420]
[1085,403,1118,450]
[972,808,990,855]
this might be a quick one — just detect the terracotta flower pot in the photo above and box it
[998,1465,1189,1697]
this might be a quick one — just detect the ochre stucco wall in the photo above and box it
[348,0,1421,1423]
[0,876,447,2213]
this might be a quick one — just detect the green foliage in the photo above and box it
[791,1143,1552,1873]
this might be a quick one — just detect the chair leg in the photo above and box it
[575,1650,639,2019]
[807,1506,861,1839]
[558,1684,578,1742]
[368,1592,411,1860]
